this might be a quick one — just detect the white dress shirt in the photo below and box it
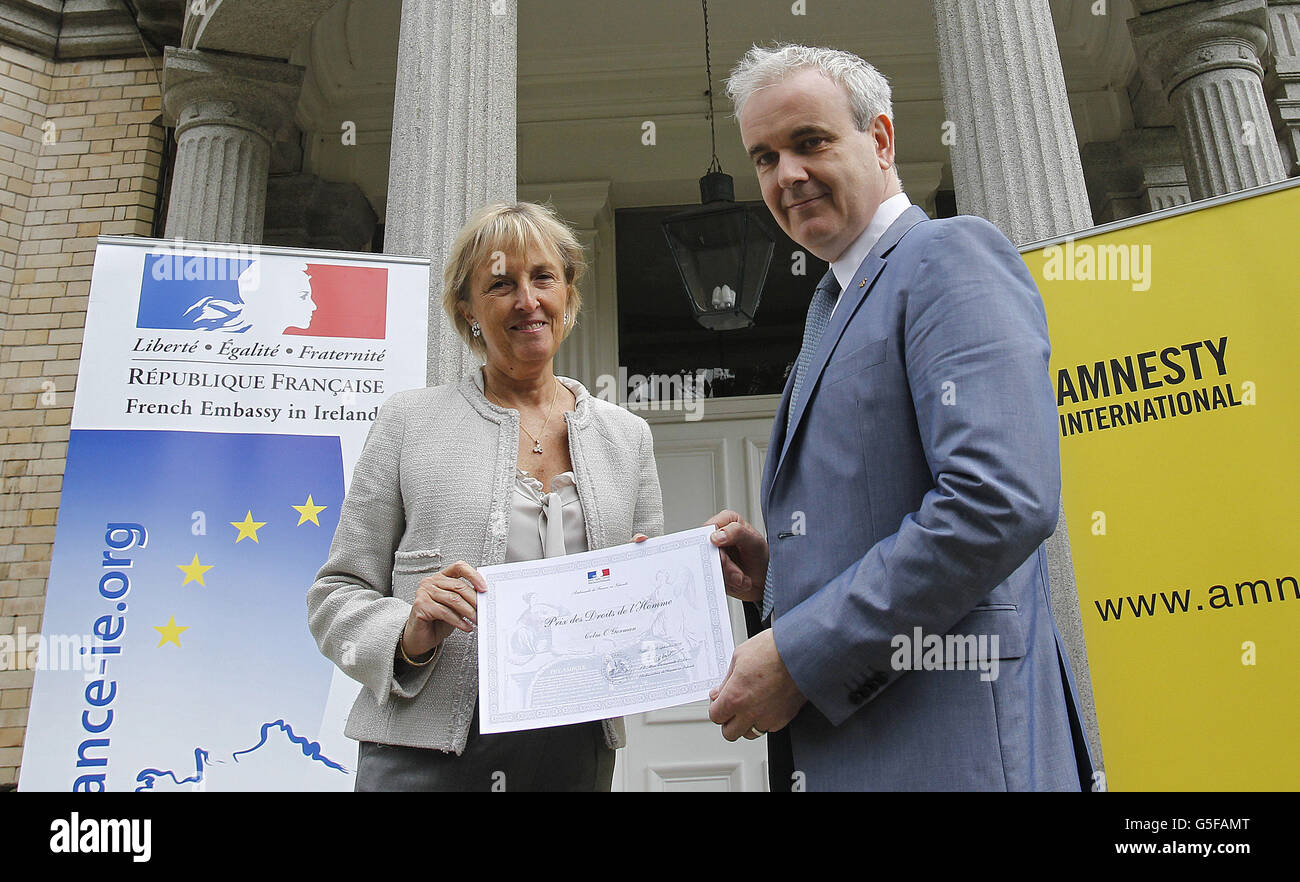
[828,191,913,318]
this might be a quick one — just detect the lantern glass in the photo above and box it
[662,203,775,331]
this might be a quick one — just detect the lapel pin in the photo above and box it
[859,279,866,288]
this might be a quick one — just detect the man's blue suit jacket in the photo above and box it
[762,206,1095,791]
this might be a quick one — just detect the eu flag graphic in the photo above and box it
[29,429,352,790]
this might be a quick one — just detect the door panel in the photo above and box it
[612,403,778,792]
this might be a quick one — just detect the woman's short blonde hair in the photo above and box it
[442,201,587,356]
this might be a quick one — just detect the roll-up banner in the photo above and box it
[19,237,429,791]
[1023,179,1300,790]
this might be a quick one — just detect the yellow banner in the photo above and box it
[1023,180,1300,791]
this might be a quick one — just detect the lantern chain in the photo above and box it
[703,0,722,175]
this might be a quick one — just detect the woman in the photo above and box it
[307,201,664,791]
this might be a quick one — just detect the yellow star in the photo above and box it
[177,554,214,586]
[292,494,327,526]
[154,616,189,648]
[231,510,267,543]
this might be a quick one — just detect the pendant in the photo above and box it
[532,440,543,454]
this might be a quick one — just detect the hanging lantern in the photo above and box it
[660,0,776,331]
[662,171,776,330]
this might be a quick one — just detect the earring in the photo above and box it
[563,313,570,326]
[471,321,481,338]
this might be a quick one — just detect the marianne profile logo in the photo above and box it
[136,252,388,339]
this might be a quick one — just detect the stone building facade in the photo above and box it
[0,0,1296,790]
[0,3,171,786]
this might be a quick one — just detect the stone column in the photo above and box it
[561,228,599,386]
[1265,0,1300,174]
[161,48,304,244]
[930,0,1093,244]
[384,0,517,387]
[1130,0,1287,200]
[518,181,615,390]
[930,0,1103,772]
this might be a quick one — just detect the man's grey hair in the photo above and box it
[725,43,893,130]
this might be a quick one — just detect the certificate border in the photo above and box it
[479,529,731,730]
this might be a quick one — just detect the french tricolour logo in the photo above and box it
[136,253,387,339]
[587,568,611,584]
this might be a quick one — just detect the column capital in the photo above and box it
[1264,2,1300,76]
[163,47,304,144]
[1265,1,1300,173]
[517,180,612,232]
[1129,0,1286,199]
[161,48,304,244]
[1130,0,1272,97]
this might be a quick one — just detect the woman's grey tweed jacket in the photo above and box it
[307,372,664,754]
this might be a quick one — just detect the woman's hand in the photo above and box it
[401,561,488,659]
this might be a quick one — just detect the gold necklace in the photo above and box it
[487,378,561,454]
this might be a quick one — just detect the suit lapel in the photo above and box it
[766,206,929,505]
[760,343,801,517]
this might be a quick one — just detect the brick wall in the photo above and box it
[0,42,166,788]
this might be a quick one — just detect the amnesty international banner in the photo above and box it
[19,237,428,791]
[1023,180,1300,791]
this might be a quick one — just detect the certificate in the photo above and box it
[476,525,735,734]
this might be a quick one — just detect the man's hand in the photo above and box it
[705,509,768,604]
[708,629,807,741]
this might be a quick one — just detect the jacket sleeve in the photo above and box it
[306,393,439,706]
[633,420,665,539]
[772,217,1062,725]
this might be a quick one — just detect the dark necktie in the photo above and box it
[763,273,841,620]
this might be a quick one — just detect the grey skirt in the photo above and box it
[354,706,615,792]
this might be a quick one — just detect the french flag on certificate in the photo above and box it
[587,568,611,583]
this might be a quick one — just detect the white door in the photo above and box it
[611,395,780,792]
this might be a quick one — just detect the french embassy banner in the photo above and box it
[19,237,428,791]
[1024,179,1300,790]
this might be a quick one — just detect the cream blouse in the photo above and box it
[507,467,588,562]
[471,369,589,562]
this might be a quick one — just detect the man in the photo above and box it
[706,44,1095,791]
